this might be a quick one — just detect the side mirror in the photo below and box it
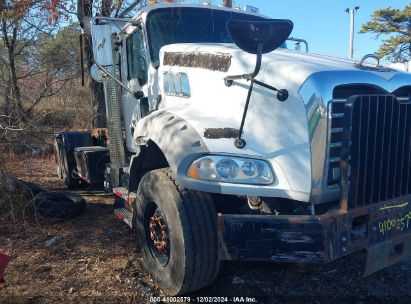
[91,23,114,66]
[226,19,293,79]
[227,19,293,55]
[90,17,130,67]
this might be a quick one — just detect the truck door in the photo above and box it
[121,25,149,153]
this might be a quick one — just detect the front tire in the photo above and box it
[135,168,220,295]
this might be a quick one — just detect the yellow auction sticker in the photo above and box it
[379,211,411,236]
[379,202,409,211]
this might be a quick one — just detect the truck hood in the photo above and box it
[160,43,400,90]
[135,43,409,202]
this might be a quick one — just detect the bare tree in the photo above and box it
[78,0,107,128]
[0,0,82,154]
[77,0,144,128]
[0,0,79,127]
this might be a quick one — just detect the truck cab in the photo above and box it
[55,1,411,295]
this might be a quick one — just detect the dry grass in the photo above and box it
[0,157,160,304]
[2,157,411,304]
[0,155,53,224]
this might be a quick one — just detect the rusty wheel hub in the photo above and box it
[149,214,168,253]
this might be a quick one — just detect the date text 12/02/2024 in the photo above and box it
[149,297,258,303]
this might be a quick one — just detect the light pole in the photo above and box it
[345,6,360,59]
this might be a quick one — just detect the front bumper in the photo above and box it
[218,199,411,275]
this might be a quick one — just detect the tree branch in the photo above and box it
[0,124,23,131]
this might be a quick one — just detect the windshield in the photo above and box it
[146,7,278,67]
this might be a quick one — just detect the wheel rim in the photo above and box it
[144,202,170,267]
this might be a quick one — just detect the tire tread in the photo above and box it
[137,168,220,295]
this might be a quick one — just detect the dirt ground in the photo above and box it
[1,156,411,304]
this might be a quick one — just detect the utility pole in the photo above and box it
[345,6,360,59]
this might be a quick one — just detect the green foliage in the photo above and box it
[37,24,81,77]
[360,4,411,62]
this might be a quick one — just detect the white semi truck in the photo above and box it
[55,0,411,295]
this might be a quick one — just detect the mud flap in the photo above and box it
[0,252,10,283]
[364,232,411,276]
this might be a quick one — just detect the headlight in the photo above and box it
[216,159,239,179]
[187,156,275,185]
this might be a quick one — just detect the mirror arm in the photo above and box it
[224,19,293,149]
[95,62,134,95]
[94,63,145,101]
[224,43,263,87]
[253,80,289,102]
[252,43,263,78]
[228,43,288,149]
[233,43,263,149]
[224,44,263,86]
[234,79,254,149]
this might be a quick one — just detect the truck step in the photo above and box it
[114,208,133,228]
[113,187,137,205]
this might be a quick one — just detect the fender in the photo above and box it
[129,111,210,192]
[130,110,311,200]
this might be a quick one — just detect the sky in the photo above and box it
[233,0,409,61]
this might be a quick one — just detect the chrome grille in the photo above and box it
[327,85,411,187]
[341,95,411,209]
